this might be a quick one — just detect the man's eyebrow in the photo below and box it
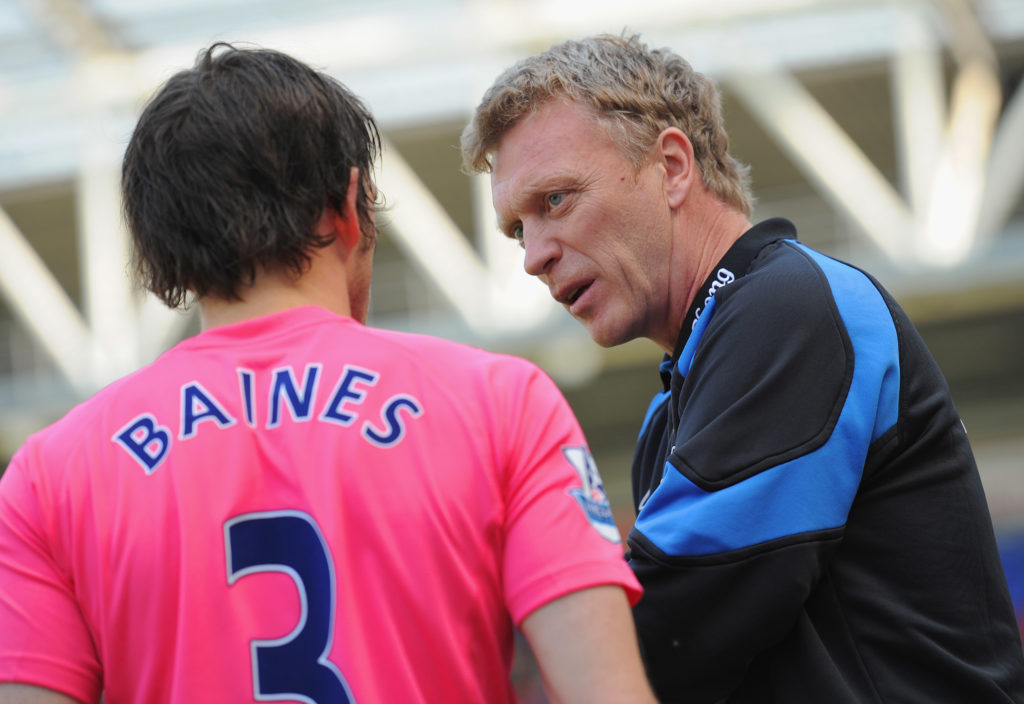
[494,169,580,235]
[494,186,538,235]
[495,214,513,235]
[509,172,576,211]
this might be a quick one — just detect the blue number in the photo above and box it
[226,511,355,703]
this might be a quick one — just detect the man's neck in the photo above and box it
[198,257,353,331]
[658,200,751,354]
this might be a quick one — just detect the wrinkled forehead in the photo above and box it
[492,99,603,168]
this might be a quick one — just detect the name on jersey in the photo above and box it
[691,267,735,330]
[111,364,423,475]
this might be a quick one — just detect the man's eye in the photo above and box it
[511,224,524,245]
[547,192,564,207]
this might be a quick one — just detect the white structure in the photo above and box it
[2,0,1023,523]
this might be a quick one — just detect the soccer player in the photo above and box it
[0,44,656,704]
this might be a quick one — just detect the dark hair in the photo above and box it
[122,43,382,307]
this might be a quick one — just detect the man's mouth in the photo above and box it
[568,284,589,305]
[552,279,594,310]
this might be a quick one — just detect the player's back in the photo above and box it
[0,306,617,703]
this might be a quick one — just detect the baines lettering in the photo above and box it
[692,267,735,329]
[112,363,423,474]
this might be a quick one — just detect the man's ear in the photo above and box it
[330,166,363,251]
[657,127,695,209]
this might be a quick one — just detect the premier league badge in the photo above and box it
[563,446,621,544]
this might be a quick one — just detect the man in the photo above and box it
[462,33,1024,703]
[0,44,658,704]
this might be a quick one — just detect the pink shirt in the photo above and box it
[0,306,639,703]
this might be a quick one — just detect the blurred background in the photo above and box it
[1,0,1022,696]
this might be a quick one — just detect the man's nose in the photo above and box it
[522,223,559,277]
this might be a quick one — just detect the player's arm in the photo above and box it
[0,452,103,704]
[520,584,657,704]
[0,684,84,704]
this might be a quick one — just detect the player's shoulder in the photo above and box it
[724,239,873,319]
[364,326,545,378]
[14,360,159,469]
[366,327,566,411]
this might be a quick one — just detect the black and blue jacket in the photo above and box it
[627,218,1024,703]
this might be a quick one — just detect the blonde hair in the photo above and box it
[460,33,753,216]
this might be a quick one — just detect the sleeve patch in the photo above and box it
[562,446,621,544]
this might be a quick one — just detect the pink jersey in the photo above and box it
[0,306,639,703]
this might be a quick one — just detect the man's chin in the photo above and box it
[582,321,633,349]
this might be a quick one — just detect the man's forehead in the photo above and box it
[492,102,627,197]
[493,102,600,178]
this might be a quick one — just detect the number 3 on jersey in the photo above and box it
[225,510,356,703]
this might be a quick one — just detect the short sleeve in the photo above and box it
[496,360,641,626]
[0,444,103,702]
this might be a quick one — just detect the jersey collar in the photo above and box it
[659,217,797,389]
